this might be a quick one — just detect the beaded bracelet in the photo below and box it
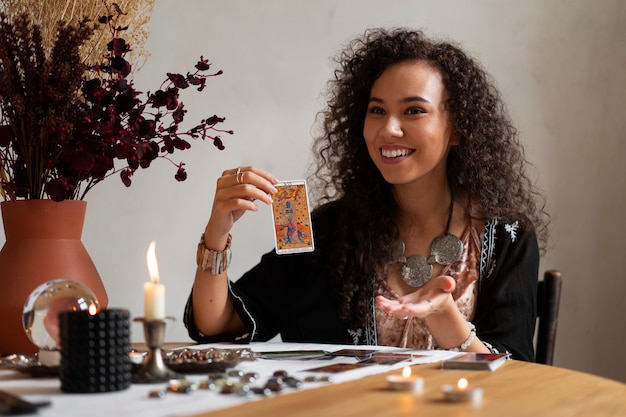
[449,322,476,352]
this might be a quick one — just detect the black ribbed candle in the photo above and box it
[59,308,131,393]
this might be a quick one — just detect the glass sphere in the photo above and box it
[23,279,100,350]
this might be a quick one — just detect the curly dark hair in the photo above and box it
[309,27,549,327]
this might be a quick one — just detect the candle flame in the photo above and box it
[457,378,468,390]
[88,303,98,316]
[402,366,411,378]
[147,241,160,284]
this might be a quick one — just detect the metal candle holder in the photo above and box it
[132,317,182,384]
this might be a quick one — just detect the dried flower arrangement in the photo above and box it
[0,1,231,201]
[0,0,154,71]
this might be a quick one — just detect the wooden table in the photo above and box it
[189,360,626,417]
[2,344,625,416]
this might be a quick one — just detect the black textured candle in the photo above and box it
[59,308,131,393]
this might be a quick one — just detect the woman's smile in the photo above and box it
[381,146,415,159]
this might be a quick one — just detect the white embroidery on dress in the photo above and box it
[480,219,498,280]
[347,328,362,345]
[504,221,519,242]
[366,295,378,345]
[483,341,512,358]
[483,341,499,354]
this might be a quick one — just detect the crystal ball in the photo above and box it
[23,279,100,351]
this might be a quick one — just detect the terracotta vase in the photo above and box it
[0,200,108,355]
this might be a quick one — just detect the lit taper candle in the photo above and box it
[144,241,165,320]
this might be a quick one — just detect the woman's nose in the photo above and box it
[382,116,403,138]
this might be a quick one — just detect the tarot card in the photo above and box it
[441,352,510,371]
[271,180,315,254]
[357,353,412,365]
[257,350,329,360]
[327,349,378,359]
[303,363,372,373]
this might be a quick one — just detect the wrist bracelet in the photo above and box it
[449,322,476,352]
[197,233,232,275]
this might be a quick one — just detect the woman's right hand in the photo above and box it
[375,275,457,319]
[202,166,279,250]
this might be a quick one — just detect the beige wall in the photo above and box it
[6,0,626,382]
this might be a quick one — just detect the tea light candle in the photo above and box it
[386,366,424,394]
[144,241,165,320]
[442,378,483,403]
[38,349,60,367]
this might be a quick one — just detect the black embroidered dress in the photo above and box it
[184,203,539,361]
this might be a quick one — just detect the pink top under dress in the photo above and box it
[376,225,482,349]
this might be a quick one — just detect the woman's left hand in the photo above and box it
[375,275,456,319]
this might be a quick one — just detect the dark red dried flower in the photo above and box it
[0,6,232,201]
[175,166,187,182]
[108,38,129,57]
[195,57,211,71]
[151,88,179,110]
[167,73,189,89]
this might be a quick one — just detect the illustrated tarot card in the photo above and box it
[357,353,412,365]
[303,363,372,373]
[271,180,315,254]
[327,349,379,359]
[257,350,329,360]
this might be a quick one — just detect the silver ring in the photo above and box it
[426,299,434,310]
[236,167,244,184]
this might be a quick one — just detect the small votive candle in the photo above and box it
[386,366,424,394]
[442,378,483,404]
[38,349,61,367]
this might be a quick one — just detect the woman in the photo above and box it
[184,28,549,361]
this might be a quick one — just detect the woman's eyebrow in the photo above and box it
[368,95,431,104]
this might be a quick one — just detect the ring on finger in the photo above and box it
[236,167,244,184]
[426,299,434,310]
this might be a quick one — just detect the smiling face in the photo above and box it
[363,60,457,188]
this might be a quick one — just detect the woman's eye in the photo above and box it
[406,107,425,115]
[367,106,385,115]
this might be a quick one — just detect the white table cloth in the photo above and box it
[0,342,459,417]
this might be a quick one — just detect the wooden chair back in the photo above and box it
[535,270,563,365]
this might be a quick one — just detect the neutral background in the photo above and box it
[3,0,625,382]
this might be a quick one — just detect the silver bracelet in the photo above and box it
[449,322,476,352]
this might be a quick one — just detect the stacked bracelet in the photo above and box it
[449,322,477,352]
[197,233,232,275]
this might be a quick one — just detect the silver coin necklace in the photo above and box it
[390,195,464,288]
